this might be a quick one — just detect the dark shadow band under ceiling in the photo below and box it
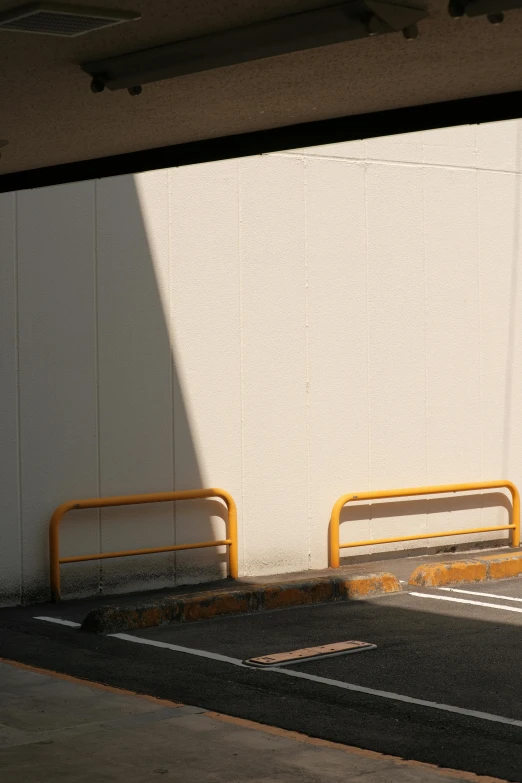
[2,89,522,193]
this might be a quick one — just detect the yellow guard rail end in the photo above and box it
[49,488,238,601]
[329,480,520,568]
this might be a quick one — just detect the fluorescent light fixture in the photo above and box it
[82,1,428,93]
[0,3,140,37]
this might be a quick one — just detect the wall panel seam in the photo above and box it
[304,157,311,569]
[93,181,102,593]
[167,170,176,570]
[363,165,372,515]
[421,165,428,535]
[238,158,246,570]
[475,167,484,506]
[14,191,23,604]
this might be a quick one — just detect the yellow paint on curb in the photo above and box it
[409,561,488,587]
[262,581,335,610]
[480,552,522,580]
[409,553,522,587]
[82,572,402,632]
[342,572,401,598]
[181,593,251,622]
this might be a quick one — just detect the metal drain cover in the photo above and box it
[244,640,376,667]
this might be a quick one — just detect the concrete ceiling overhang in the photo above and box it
[1,0,522,189]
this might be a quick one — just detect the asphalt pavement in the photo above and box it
[1,578,522,780]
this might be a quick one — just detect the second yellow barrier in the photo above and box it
[329,480,520,568]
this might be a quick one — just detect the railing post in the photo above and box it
[225,492,239,579]
[329,500,341,569]
[49,508,63,602]
[510,482,520,548]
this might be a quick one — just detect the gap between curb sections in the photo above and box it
[409,552,522,587]
[81,572,401,633]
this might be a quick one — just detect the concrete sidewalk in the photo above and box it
[0,660,506,783]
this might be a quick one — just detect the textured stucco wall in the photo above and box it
[2,121,522,604]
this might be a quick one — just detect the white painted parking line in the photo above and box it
[110,632,249,666]
[34,616,81,627]
[437,587,522,603]
[409,592,522,613]
[274,668,522,728]
[108,631,522,729]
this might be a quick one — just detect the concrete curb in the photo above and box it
[81,572,401,633]
[409,552,522,587]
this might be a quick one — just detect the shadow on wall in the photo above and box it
[338,492,512,565]
[64,173,229,599]
[13,172,228,603]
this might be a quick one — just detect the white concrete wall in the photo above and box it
[2,121,522,604]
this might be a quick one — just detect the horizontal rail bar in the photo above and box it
[60,539,232,563]
[53,488,233,512]
[340,525,515,549]
[329,480,520,568]
[49,488,238,601]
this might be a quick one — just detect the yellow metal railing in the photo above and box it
[49,488,238,601]
[328,481,520,568]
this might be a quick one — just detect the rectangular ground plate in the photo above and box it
[244,640,376,668]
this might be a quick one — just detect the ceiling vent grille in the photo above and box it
[0,3,140,37]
